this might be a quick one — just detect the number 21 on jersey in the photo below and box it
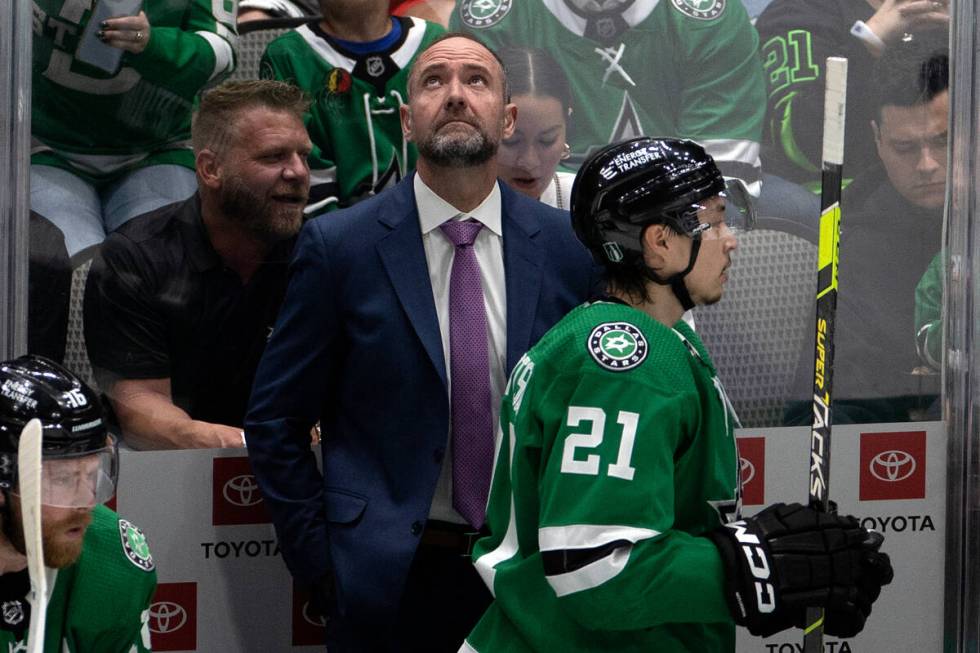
[560,406,638,481]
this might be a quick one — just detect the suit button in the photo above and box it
[411,521,423,536]
[433,448,444,464]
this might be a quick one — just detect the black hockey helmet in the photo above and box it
[571,137,750,309]
[0,355,116,506]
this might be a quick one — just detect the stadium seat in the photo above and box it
[63,257,99,392]
[232,16,318,81]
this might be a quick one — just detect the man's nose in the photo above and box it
[917,145,942,174]
[282,152,310,183]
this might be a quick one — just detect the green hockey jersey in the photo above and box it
[260,17,445,213]
[0,504,157,653]
[32,0,238,183]
[450,0,765,194]
[464,301,740,653]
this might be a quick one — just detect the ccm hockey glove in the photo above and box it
[708,502,893,638]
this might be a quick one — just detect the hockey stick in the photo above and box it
[18,418,46,653]
[802,56,848,653]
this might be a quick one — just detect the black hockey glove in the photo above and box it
[708,502,893,638]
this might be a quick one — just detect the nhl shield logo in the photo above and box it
[596,17,617,40]
[459,0,513,28]
[119,519,155,572]
[366,56,386,78]
[588,322,648,372]
[670,0,725,20]
[1,601,24,626]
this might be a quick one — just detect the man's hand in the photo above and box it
[708,502,894,638]
[865,0,949,53]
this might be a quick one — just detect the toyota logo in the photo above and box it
[870,450,917,482]
[149,601,187,634]
[302,601,327,627]
[739,457,755,485]
[223,475,263,507]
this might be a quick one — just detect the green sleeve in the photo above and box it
[915,250,945,370]
[132,0,238,99]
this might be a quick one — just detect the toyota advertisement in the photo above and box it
[114,424,944,652]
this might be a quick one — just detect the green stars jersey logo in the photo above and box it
[460,0,513,28]
[670,0,725,20]
[119,519,155,572]
[588,322,648,371]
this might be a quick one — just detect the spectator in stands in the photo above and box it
[756,0,948,189]
[29,213,72,365]
[245,34,595,651]
[786,38,947,424]
[496,47,576,209]
[450,0,765,196]
[31,0,238,259]
[83,80,311,450]
[260,0,445,214]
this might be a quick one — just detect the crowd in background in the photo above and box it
[25,0,948,444]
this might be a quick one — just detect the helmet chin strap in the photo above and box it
[643,237,701,312]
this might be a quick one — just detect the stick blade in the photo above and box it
[17,418,46,653]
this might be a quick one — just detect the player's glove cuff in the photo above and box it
[708,514,791,637]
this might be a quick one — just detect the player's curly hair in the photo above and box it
[192,79,311,156]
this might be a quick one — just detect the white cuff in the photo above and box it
[850,20,886,53]
[240,430,247,448]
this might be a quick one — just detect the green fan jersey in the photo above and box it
[32,0,238,183]
[260,17,445,213]
[464,301,741,653]
[450,0,765,194]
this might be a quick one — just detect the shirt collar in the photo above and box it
[414,174,503,236]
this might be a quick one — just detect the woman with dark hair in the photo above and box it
[497,47,576,209]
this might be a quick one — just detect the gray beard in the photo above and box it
[417,129,497,168]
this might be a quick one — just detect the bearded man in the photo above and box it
[244,33,598,651]
[84,79,311,450]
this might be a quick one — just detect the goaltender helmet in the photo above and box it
[0,355,116,507]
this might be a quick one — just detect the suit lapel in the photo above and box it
[501,185,543,375]
[376,176,448,388]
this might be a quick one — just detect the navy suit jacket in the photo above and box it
[245,174,595,622]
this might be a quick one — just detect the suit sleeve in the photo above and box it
[245,219,338,582]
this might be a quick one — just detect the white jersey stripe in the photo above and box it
[473,423,521,596]
[297,24,355,70]
[195,31,235,80]
[538,524,660,551]
[546,543,633,597]
[458,640,479,653]
[391,17,427,70]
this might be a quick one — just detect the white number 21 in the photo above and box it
[560,406,638,480]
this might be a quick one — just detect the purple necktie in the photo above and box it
[440,218,493,529]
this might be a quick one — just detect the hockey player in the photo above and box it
[461,137,893,652]
[0,356,156,651]
[450,0,765,195]
[260,0,445,213]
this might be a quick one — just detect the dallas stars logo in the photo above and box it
[119,519,155,572]
[588,322,648,371]
[459,0,513,28]
[670,0,725,20]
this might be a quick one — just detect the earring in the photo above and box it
[561,143,571,160]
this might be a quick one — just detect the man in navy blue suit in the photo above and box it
[245,33,596,651]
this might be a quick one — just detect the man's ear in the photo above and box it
[400,104,414,142]
[871,119,881,145]
[196,149,222,190]
[642,223,687,274]
[502,102,517,139]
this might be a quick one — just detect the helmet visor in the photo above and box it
[14,439,118,508]
[720,178,756,233]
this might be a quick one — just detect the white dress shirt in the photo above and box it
[415,174,507,525]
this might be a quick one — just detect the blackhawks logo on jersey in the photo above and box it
[670,0,725,20]
[119,519,155,572]
[459,0,513,28]
[588,322,648,371]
